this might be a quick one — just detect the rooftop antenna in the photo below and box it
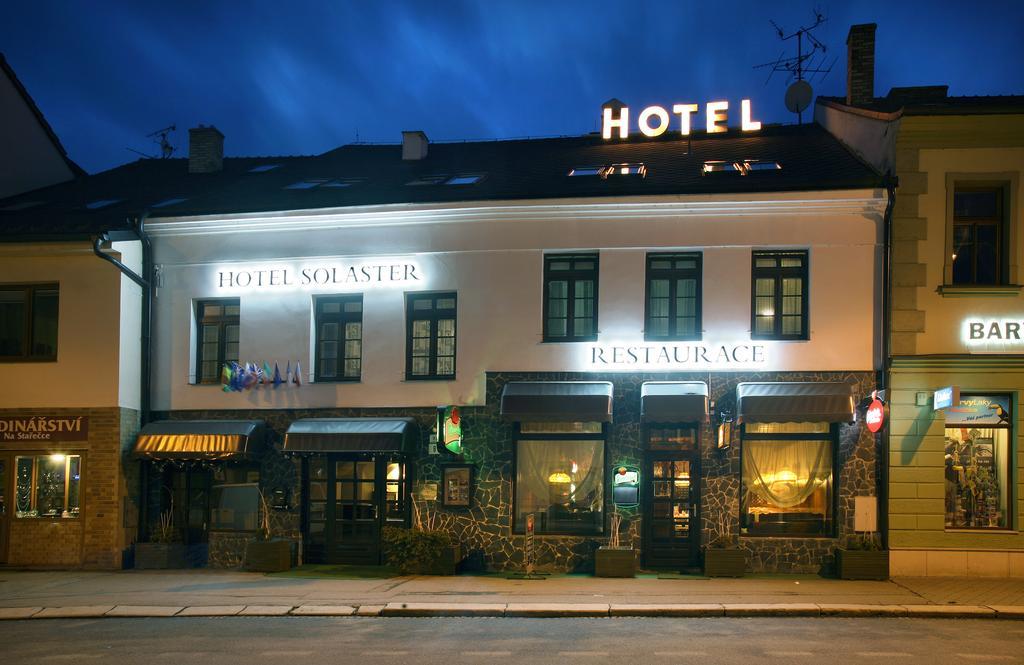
[148,125,176,158]
[754,8,836,124]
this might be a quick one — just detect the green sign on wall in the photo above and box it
[438,406,463,455]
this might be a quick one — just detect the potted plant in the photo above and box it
[244,490,292,572]
[135,507,188,569]
[836,532,889,580]
[595,509,636,577]
[703,532,745,577]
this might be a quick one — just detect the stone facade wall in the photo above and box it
[157,369,879,574]
[1,406,136,569]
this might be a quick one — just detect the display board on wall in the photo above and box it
[0,416,89,442]
[945,395,1012,427]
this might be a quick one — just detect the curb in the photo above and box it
[1,603,1022,620]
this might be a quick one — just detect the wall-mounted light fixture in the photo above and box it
[716,408,734,450]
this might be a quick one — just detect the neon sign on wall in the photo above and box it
[214,260,423,292]
[588,342,767,370]
[602,99,762,139]
[962,318,1024,349]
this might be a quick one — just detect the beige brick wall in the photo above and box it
[1,406,137,569]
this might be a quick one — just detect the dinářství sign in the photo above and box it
[589,342,766,369]
[0,416,89,442]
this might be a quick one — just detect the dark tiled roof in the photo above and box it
[819,86,1024,116]
[1,52,86,178]
[0,123,883,240]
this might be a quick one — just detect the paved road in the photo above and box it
[3,617,1023,664]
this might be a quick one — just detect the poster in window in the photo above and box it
[441,465,473,507]
[945,395,1011,426]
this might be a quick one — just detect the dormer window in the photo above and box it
[568,163,646,178]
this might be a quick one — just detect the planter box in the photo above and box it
[245,539,292,573]
[704,548,745,577]
[134,542,189,569]
[595,546,637,578]
[836,549,889,580]
[404,543,462,576]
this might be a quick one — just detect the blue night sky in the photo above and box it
[3,1,1022,174]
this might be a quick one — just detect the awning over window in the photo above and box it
[641,381,709,423]
[500,381,613,422]
[133,420,266,461]
[736,382,856,424]
[282,418,418,453]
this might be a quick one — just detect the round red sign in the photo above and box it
[865,398,885,433]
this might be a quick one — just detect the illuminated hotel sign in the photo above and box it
[215,261,422,291]
[602,99,761,139]
[589,342,766,370]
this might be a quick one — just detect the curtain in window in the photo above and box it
[516,440,603,534]
[743,439,830,508]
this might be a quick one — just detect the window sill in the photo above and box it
[404,376,456,382]
[943,528,1018,534]
[936,284,1022,297]
[541,339,599,344]
[740,533,836,540]
[15,515,80,520]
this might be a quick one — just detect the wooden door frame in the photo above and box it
[0,453,10,564]
[641,425,702,569]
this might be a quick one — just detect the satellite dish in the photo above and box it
[785,79,813,114]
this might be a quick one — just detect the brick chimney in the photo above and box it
[402,131,428,161]
[846,23,877,106]
[188,125,224,173]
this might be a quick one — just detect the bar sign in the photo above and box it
[934,386,960,411]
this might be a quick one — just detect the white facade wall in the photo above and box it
[148,190,887,412]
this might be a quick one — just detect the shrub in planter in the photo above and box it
[135,509,188,569]
[703,536,745,578]
[836,533,889,580]
[382,526,461,575]
[596,510,636,578]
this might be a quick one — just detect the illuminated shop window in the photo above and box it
[741,422,833,536]
[15,454,81,518]
[751,250,808,340]
[0,284,59,361]
[515,438,604,536]
[314,294,363,382]
[951,186,1006,285]
[645,253,701,341]
[944,394,1012,530]
[544,254,598,342]
[194,299,240,384]
[405,292,457,380]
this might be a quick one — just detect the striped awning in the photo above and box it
[500,381,614,422]
[133,420,266,461]
[736,382,856,424]
[283,418,418,453]
[641,381,709,423]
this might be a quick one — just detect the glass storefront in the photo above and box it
[944,394,1011,530]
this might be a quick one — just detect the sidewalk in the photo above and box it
[1,569,1023,619]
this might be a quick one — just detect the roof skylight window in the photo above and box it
[569,163,646,178]
[445,174,484,185]
[744,160,782,172]
[703,161,741,174]
[151,197,188,208]
[85,199,122,210]
[406,175,448,186]
[321,178,365,188]
[249,164,280,173]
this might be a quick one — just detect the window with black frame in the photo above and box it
[514,422,605,536]
[195,299,240,383]
[751,250,808,340]
[645,253,701,340]
[406,292,456,380]
[314,294,363,382]
[544,254,598,342]
[741,422,834,537]
[15,454,81,518]
[0,284,59,361]
[209,466,260,532]
[952,186,1006,285]
[944,394,1012,529]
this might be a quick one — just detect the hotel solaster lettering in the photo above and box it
[591,343,766,368]
[217,262,421,289]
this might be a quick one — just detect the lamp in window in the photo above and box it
[547,471,571,484]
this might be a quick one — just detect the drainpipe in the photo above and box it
[878,175,897,549]
[93,212,153,551]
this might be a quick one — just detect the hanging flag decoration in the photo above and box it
[262,362,273,386]
[293,361,303,386]
[221,364,233,392]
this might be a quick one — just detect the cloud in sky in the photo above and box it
[2,0,1022,172]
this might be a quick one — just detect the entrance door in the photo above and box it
[644,453,699,569]
[305,455,407,565]
[0,456,9,564]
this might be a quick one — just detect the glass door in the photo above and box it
[644,454,699,568]
[0,456,9,564]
